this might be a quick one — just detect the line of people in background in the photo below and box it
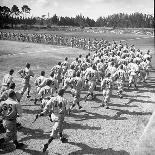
[0,36,152,152]
[0,31,111,51]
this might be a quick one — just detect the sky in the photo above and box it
[0,0,154,20]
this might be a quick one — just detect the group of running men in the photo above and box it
[0,35,152,152]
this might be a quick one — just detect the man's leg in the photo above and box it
[27,83,31,98]
[20,83,27,97]
[1,120,24,149]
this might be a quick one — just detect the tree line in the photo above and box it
[0,5,154,29]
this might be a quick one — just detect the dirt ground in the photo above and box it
[0,39,154,155]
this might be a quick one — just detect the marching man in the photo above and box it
[101,73,113,109]
[18,63,34,98]
[0,90,24,150]
[1,69,14,94]
[68,71,84,114]
[34,71,47,104]
[35,89,68,153]
[84,65,99,101]
[114,65,126,98]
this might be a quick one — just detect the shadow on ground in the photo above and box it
[68,141,129,155]
[69,110,127,121]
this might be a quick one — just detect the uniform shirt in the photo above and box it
[97,62,104,73]
[49,77,59,91]
[1,74,13,86]
[139,61,147,70]
[70,61,79,71]
[18,67,34,84]
[145,59,152,70]
[0,89,22,102]
[114,69,126,81]
[65,69,75,79]
[35,76,47,88]
[0,98,22,120]
[101,77,113,90]
[85,68,98,81]
[143,53,152,61]
[51,65,62,77]
[38,85,53,99]
[61,61,69,67]
[128,62,139,72]
[106,66,117,76]
[61,61,69,73]
[69,77,84,92]
[42,95,67,116]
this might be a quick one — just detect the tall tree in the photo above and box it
[51,14,59,25]
[11,5,20,18]
[0,6,11,28]
[21,5,31,19]
[11,5,20,28]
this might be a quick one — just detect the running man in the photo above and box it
[1,69,14,94]
[35,89,68,153]
[18,63,34,98]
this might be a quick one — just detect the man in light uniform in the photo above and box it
[145,57,152,81]
[1,69,14,94]
[36,89,68,153]
[38,79,54,110]
[114,65,126,98]
[0,90,24,149]
[84,65,98,101]
[68,72,84,114]
[0,83,22,130]
[61,57,69,77]
[101,73,113,109]
[96,59,105,81]
[50,62,62,89]
[62,65,75,90]
[34,71,47,104]
[128,60,139,89]
[18,63,34,98]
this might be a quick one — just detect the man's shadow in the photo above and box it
[68,141,129,155]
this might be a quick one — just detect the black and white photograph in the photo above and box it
[0,0,154,154]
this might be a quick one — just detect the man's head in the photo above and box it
[65,57,68,61]
[58,89,65,97]
[70,65,74,70]
[92,65,96,70]
[58,62,61,66]
[46,79,52,86]
[41,71,45,76]
[9,82,16,90]
[9,69,14,75]
[26,63,30,69]
[8,90,16,99]
[76,71,80,77]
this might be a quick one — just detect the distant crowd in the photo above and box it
[0,31,109,51]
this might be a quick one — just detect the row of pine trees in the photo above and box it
[0,5,154,28]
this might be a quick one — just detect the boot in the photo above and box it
[60,137,68,143]
[13,140,24,149]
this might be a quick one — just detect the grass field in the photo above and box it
[0,31,155,155]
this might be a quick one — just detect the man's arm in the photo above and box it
[16,103,23,117]
[0,91,8,102]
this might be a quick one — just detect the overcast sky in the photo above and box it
[0,0,154,19]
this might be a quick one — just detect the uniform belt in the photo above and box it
[43,97,51,100]
[5,118,16,121]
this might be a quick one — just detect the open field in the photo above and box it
[0,32,155,155]
[0,28,154,42]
